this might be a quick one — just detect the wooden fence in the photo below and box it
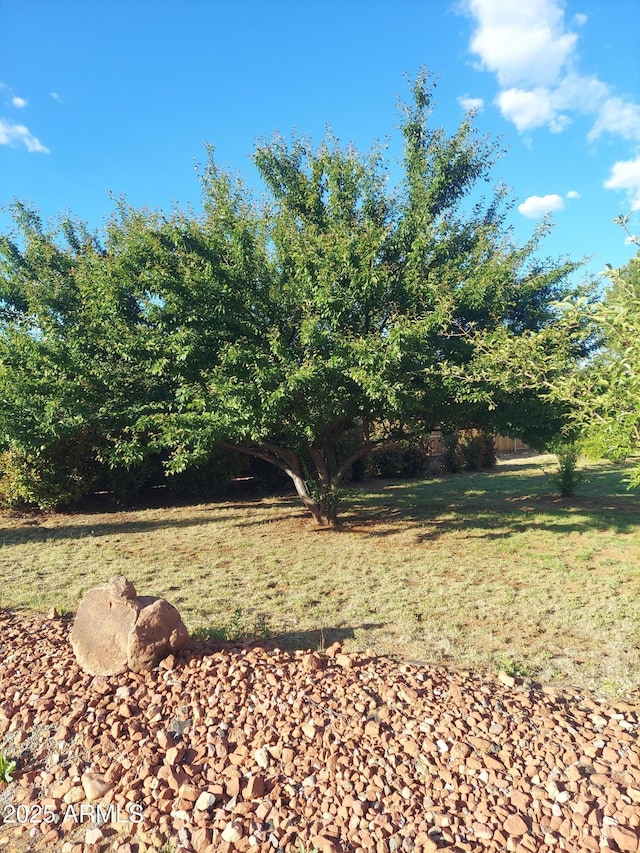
[428,430,529,455]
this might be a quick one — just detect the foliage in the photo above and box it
[190,625,227,643]
[548,441,582,496]
[578,224,640,485]
[165,447,247,500]
[292,842,320,853]
[192,608,272,643]
[0,754,16,783]
[0,71,587,523]
[497,656,532,678]
[101,455,164,504]
[0,202,176,505]
[0,440,99,509]
[441,430,496,473]
[527,216,640,487]
[366,439,432,479]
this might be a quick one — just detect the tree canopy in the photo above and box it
[0,73,588,522]
[558,219,640,484]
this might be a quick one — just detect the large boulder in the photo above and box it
[70,576,190,675]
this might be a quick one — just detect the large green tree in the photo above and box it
[0,74,585,522]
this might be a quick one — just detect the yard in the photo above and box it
[1,454,639,700]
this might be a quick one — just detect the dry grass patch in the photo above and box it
[1,454,639,700]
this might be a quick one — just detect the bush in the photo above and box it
[366,442,408,478]
[349,455,366,482]
[366,440,431,479]
[101,454,165,503]
[549,442,582,496]
[461,434,486,472]
[442,430,464,473]
[0,440,99,509]
[442,430,497,474]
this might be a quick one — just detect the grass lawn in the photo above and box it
[1,454,639,700]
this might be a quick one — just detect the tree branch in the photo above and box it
[220,440,293,474]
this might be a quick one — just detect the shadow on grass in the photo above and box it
[0,513,255,546]
[3,459,637,546]
[0,494,311,546]
[336,461,640,541]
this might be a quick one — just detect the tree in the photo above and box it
[565,217,640,484]
[135,73,584,524]
[0,202,177,505]
[0,73,585,522]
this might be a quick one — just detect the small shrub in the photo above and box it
[0,754,17,783]
[441,430,462,473]
[481,434,497,468]
[348,455,366,482]
[292,842,320,853]
[460,434,486,472]
[166,447,248,499]
[104,455,165,503]
[549,442,582,496]
[401,442,432,478]
[192,609,272,644]
[191,625,227,643]
[497,655,532,678]
[366,442,405,478]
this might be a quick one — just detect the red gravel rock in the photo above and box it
[0,609,639,853]
[609,824,640,852]
[504,813,529,836]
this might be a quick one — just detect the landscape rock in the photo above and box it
[311,834,343,853]
[221,821,244,843]
[194,791,217,811]
[69,575,189,675]
[80,771,111,801]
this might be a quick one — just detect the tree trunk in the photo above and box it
[289,474,340,527]
[221,433,401,527]
[307,500,339,528]
[220,440,342,526]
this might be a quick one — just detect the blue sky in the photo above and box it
[1,0,639,282]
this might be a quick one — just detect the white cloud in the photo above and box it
[458,95,484,112]
[465,0,577,88]
[553,72,609,114]
[566,190,580,199]
[0,119,49,153]
[496,87,567,132]
[0,83,30,110]
[495,74,614,134]
[51,92,62,103]
[462,0,640,143]
[604,157,640,211]
[518,194,564,218]
[588,97,640,143]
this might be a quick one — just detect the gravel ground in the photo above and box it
[0,610,639,853]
